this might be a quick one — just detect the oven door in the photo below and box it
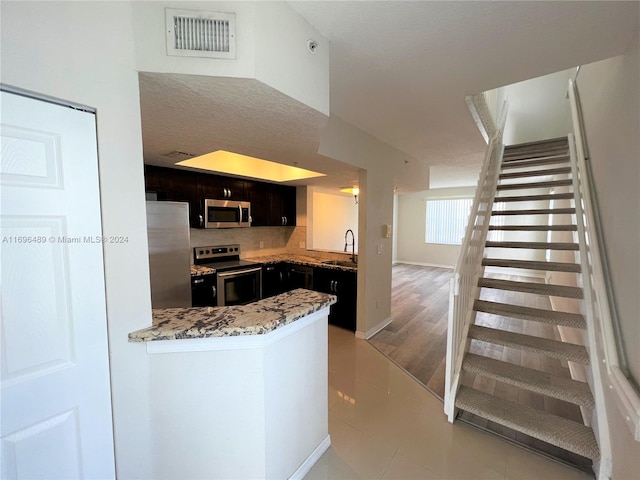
[216,266,262,306]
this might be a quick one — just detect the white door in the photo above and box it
[0,91,115,479]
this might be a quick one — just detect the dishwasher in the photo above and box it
[286,264,313,290]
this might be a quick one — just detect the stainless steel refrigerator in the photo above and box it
[146,201,192,308]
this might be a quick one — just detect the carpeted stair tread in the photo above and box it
[494,192,574,203]
[486,241,579,250]
[504,136,568,150]
[501,155,570,169]
[504,141,568,153]
[462,353,595,408]
[492,208,576,216]
[497,179,573,191]
[474,298,586,328]
[478,278,584,299]
[503,150,569,162]
[482,258,581,273]
[488,224,577,231]
[473,299,586,328]
[468,325,590,364]
[455,386,599,459]
[499,166,572,180]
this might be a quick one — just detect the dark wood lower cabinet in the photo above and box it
[262,263,357,332]
[312,267,357,332]
[262,263,288,298]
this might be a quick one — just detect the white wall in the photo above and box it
[396,187,475,268]
[499,68,574,145]
[132,1,329,115]
[577,31,640,480]
[318,116,404,337]
[308,189,359,253]
[1,2,153,478]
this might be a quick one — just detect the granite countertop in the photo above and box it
[190,253,356,277]
[190,264,216,276]
[129,289,336,342]
[246,253,358,272]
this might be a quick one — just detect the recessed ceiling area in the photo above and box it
[138,72,361,192]
[175,150,326,182]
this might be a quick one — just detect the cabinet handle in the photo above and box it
[194,278,204,284]
[266,267,275,272]
[279,272,283,282]
[212,286,217,297]
[284,216,288,226]
[199,214,204,227]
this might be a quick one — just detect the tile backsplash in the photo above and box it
[189,226,353,263]
[190,226,307,259]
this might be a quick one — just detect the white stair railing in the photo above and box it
[568,78,640,476]
[444,100,508,421]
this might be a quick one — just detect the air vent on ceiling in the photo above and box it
[163,150,196,162]
[165,8,236,59]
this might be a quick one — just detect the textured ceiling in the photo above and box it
[139,73,362,190]
[139,1,639,192]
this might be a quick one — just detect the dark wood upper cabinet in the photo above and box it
[145,165,200,227]
[144,165,296,228]
[198,175,245,201]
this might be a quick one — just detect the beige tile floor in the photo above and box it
[304,326,594,480]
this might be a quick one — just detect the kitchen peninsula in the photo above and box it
[128,289,336,480]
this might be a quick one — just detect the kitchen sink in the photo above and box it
[321,260,357,268]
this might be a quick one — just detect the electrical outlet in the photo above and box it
[259,241,264,249]
[377,244,383,254]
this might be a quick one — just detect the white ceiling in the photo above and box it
[140,1,639,193]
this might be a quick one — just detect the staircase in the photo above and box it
[451,137,601,465]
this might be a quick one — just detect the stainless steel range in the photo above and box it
[192,244,262,307]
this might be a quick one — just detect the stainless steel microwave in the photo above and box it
[203,199,251,228]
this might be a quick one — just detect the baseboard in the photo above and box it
[355,316,392,340]
[288,434,331,480]
[394,260,454,269]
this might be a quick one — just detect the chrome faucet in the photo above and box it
[344,229,356,263]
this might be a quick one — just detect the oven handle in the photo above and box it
[217,266,262,278]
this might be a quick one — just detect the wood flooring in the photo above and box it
[367,263,590,469]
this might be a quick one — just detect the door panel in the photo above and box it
[0,91,115,479]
